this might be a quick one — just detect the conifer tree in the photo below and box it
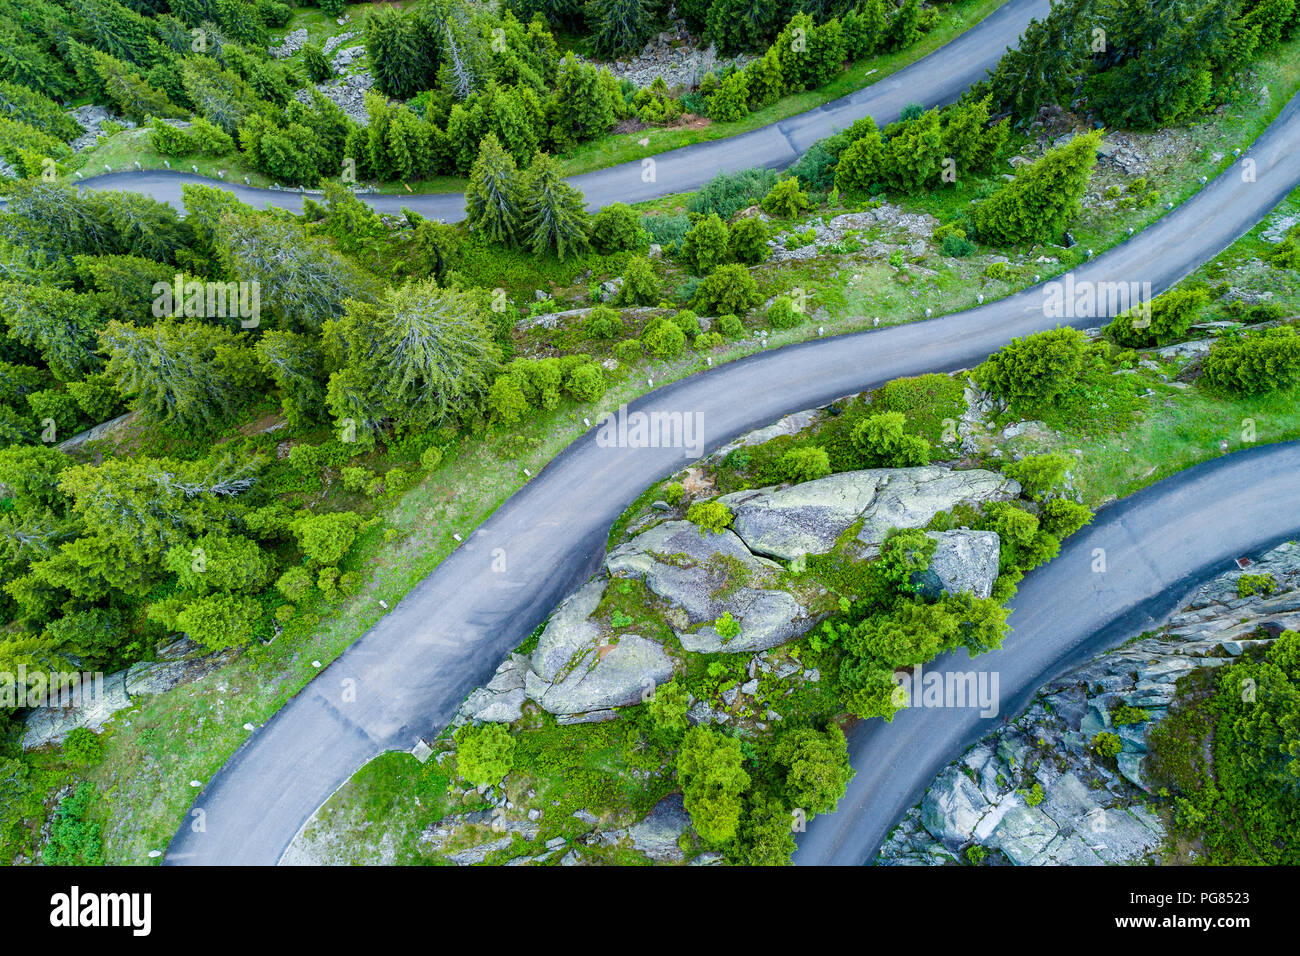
[520,152,591,260]
[971,130,1101,245]
[465,132,525,247]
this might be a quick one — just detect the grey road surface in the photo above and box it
[80,0,1052,221]
[159,90,1300,865]
[794,440,1300,865]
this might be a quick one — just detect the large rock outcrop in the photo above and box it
[876,540,1300,866]
[606,521,814,653]
[22,638,236,750]
[720,466,1020,561]
[525,578,675,716]
[456,466,1021,725]
[914,530,1001,600]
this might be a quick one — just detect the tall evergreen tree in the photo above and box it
[325,279,502,433]
[99,320,262,431]
[0,284,109,382]
[970,130,1102,246]
[586,0,657,59]
[465,132,525,247]
[520,152,591,260]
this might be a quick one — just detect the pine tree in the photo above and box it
[705,0,779,55]
[365,5,440,99]
[217,213,377,331]
[547,53,617,150]
[1085,2,1234,129]
[743,47,784,110]
[833,117,884,193]
[465,132,525,247]
[885,0,921,51]
[775,13,818,93]
[883,108,943,192]
[520,152,591,260]
[254,331,328,427]
[941,94,1007,175]
[487,83,543,166]
[91,50,177,123]
[983,0,1094,124]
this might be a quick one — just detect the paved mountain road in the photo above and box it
[155,87,1300,865]
[794,440,1300,865]
[80,0,1052,221]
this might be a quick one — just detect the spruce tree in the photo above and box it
[971,130,1102,246]
[520,152,591,260]
[465,132,525,247]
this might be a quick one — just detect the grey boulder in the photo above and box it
[720,466,1020,562]
[912,530,1002,600]
[606,521,814,653]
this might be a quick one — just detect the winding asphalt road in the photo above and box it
[794,441,1300,864]
[81,0,1051,220]
[154,82,1300,864]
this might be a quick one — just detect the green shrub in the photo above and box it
[302,42,333,83]
[1039,498,1093,538]
[647,678,691,734]
[291,511,366,567]
[761,177,812,218]
[583,305,623,339]
[728,216,770,264]
[676,725,749,843]
[43,783,103,866]
[663,482,685,505]
[1111,704,1151,727]
[591,203,647,253]
[671,309,701,335]
[851,411,930,466]
[1202,327,1300,395]
[686,499,733,534]
[1106,288,1209,348]
[62,728,104,767]
[974,327,1087,405]
[642,319,687,358]
[565,361,606,402]
[707,71,750,122]
[1237,572,1277,598]
[692,264,760,315]
[688,167,781,219]
[454,723,517,785]
[941,233,976,257]
[779,445,831,482]
[681,213,731,274]
[714,610,742,640]
[971,131,1103,246]
[613,338,644,365]
[615,256,661,305]
[276,566,315,604]
[1003,453,1072,500]
[340,465,372,492]
[767,295,802,329]
[1091,731,1123,759]
[420,444,444,470]
[715,313,744,337]
[641,212,691,253]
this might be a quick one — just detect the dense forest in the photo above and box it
[0,0,1298,865]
